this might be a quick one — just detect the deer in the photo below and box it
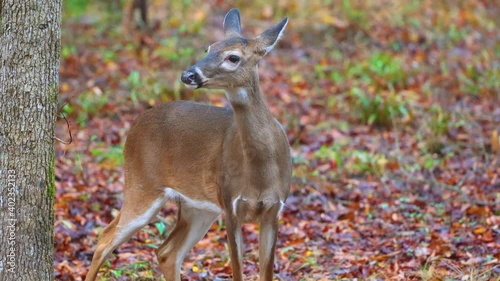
[85,8,291,281]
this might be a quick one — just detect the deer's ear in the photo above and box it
[224,8,242,37]
[254,17,288,56]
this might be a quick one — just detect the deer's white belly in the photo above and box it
[164,187,223,214]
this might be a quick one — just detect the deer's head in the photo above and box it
[181,9,288,89]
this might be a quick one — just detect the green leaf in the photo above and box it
[155,221,166,235]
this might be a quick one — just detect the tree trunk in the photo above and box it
[0,0,62,280]
[123,0,148,31]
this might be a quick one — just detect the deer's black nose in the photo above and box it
[181,70,199,85]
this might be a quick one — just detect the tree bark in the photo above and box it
[0,0,62,280]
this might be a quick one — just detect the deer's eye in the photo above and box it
[227,55,240,63]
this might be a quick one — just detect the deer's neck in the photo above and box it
[225,68,275,153]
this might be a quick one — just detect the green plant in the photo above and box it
[127,70,173,106]
[102,261,157,280]
[447,23,468,43]
[368,51,406,86]
[341,0,367,27]
[61,45,77,58]
[128,70,142,105]
[91,144,124,167]
[76,90,110,125]
[459,66,499,96]
[63,0,89,18]
[344,51,407,88]
[347,150,388,175]
[154,38,195,62]
[419,153,442,170]
[429,106,451,136]
[424,105,451,154]
[351,87,409,128]
[313,144,343,170]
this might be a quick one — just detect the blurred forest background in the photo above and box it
[54,0,499,280]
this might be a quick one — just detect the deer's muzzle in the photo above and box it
[181,69,202,88]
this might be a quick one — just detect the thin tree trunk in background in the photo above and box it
[123,0,148,30]
[0,0,62,280]
[133,0,148,27]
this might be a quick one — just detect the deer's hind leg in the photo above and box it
[157,200,219,281]
[85,188,166,281]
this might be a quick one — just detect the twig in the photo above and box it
[54,111,73,144]
[53,93,79,145]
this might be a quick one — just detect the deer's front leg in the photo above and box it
[259,202,282,281]
[225,215,244,281]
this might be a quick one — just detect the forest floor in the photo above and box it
[54,1,499,280]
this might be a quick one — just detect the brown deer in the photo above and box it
[85,8,291,281]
